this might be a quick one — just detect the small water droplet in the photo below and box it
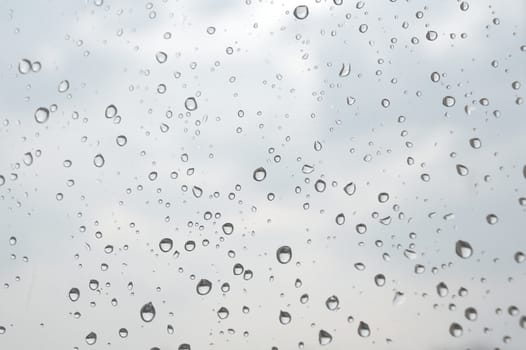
[116,135,127,146]
[486,214,498,225]
[18,59,32,74]
[339,63,351,77]
[325,295,339,310]
[58,80,70,93]
[155,51,168,64]
[456,164,469,176]
[437,282,449,297]
[217,307,229,319]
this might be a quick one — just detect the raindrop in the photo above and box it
[449,323,463,337]
[339,63,351,77]
[85,332,97,345]
[325,295,339,310]
[442,96,456,107]
[469,138,481,149]
[34,107,50,124]
[93,154,105,168]
[358,322,370,337]
[486,214,498,225]
[217,307,229,319]
[253,167,267,181]
[455,240,473,259]
[184,97,198,111]
[276,246,292,264]
[426,30,438,41]
[465,307,478,321]
[159,238,173,252]
[378,192,389,203]
[437,282,449,297]
[314,179,326,192]
[196,279,212,295]
[335,213,345,225]
[293,5,309,20]
[279,310,291,325]
[155,51,168,64]
[222,223,234,235]
[456,164,469,176]
[140,302,156,322]
[318,330,332,345]
[343,182,356,196]
[68,288,80,302]
[105,104,117,119]
[374,274,386,287]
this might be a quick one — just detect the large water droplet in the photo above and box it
[85,332,97,345]
[455,240,473,259]
[465,307,478,321]
[449,323,463,337]
[116,135,127,146]
[276,246,292,264]
[357,321,370,337]
[217,307,229,319]
[456,164,469,176]
[318,330,332,345]
[34,107,50,124]
[68,287,80,302]
[293,5,309,20]
[140,302,156,322]
[486,214,498,225]
[222,223,234,235]
[279,310,291,325]
[325,295,339,310]
[105,104,117,119]
[93,154,105,167]
[437,282,449,297]
[253,167,267,181]
[374,274,386,287]
[184,97,197,111]
[343,182,356,196]
[159,238,173,252]
[18,59,32,74]
[196,279,212,295]
[442,96,456,107]
[58,80,69,93]
[314,179,326,192]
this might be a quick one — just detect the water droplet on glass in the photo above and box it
[456,164,469,176]
[339,63,351,77]
[140,302,156,322]
[58,80,69,93]
[93,154,105,168]
[276,246,292,264]
[196,279,212,295]
[314,179,326,192]
[374,274,386,287]
[155,51,167,64]
[442,96,456,107]
[358,321,370,337]
[279,310,291,325]
[343,182,356,196]
[514,251,525,263]
[105,104,117,119]
[293,5,309,20]
[426,30,438,41]
[184,97,197,111]
[335,213,345,225]
[34,107,50,123]
[437,282,449,297]
[217,307,229,319]
[222,223,234,235]
[486,214,498,225]
[455,240,473,259]
[18,59,32,74]
[431,72,440,82]
[325,295,339,310]
[465,307,478,321]
[85,332,97,345]
[449,323,463,337]
[318,330,332,345]
[253,167,267,181]
[159,238,173,252]
[469,138,481,149]
[116,135,127,146]
[68,287,80,302]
